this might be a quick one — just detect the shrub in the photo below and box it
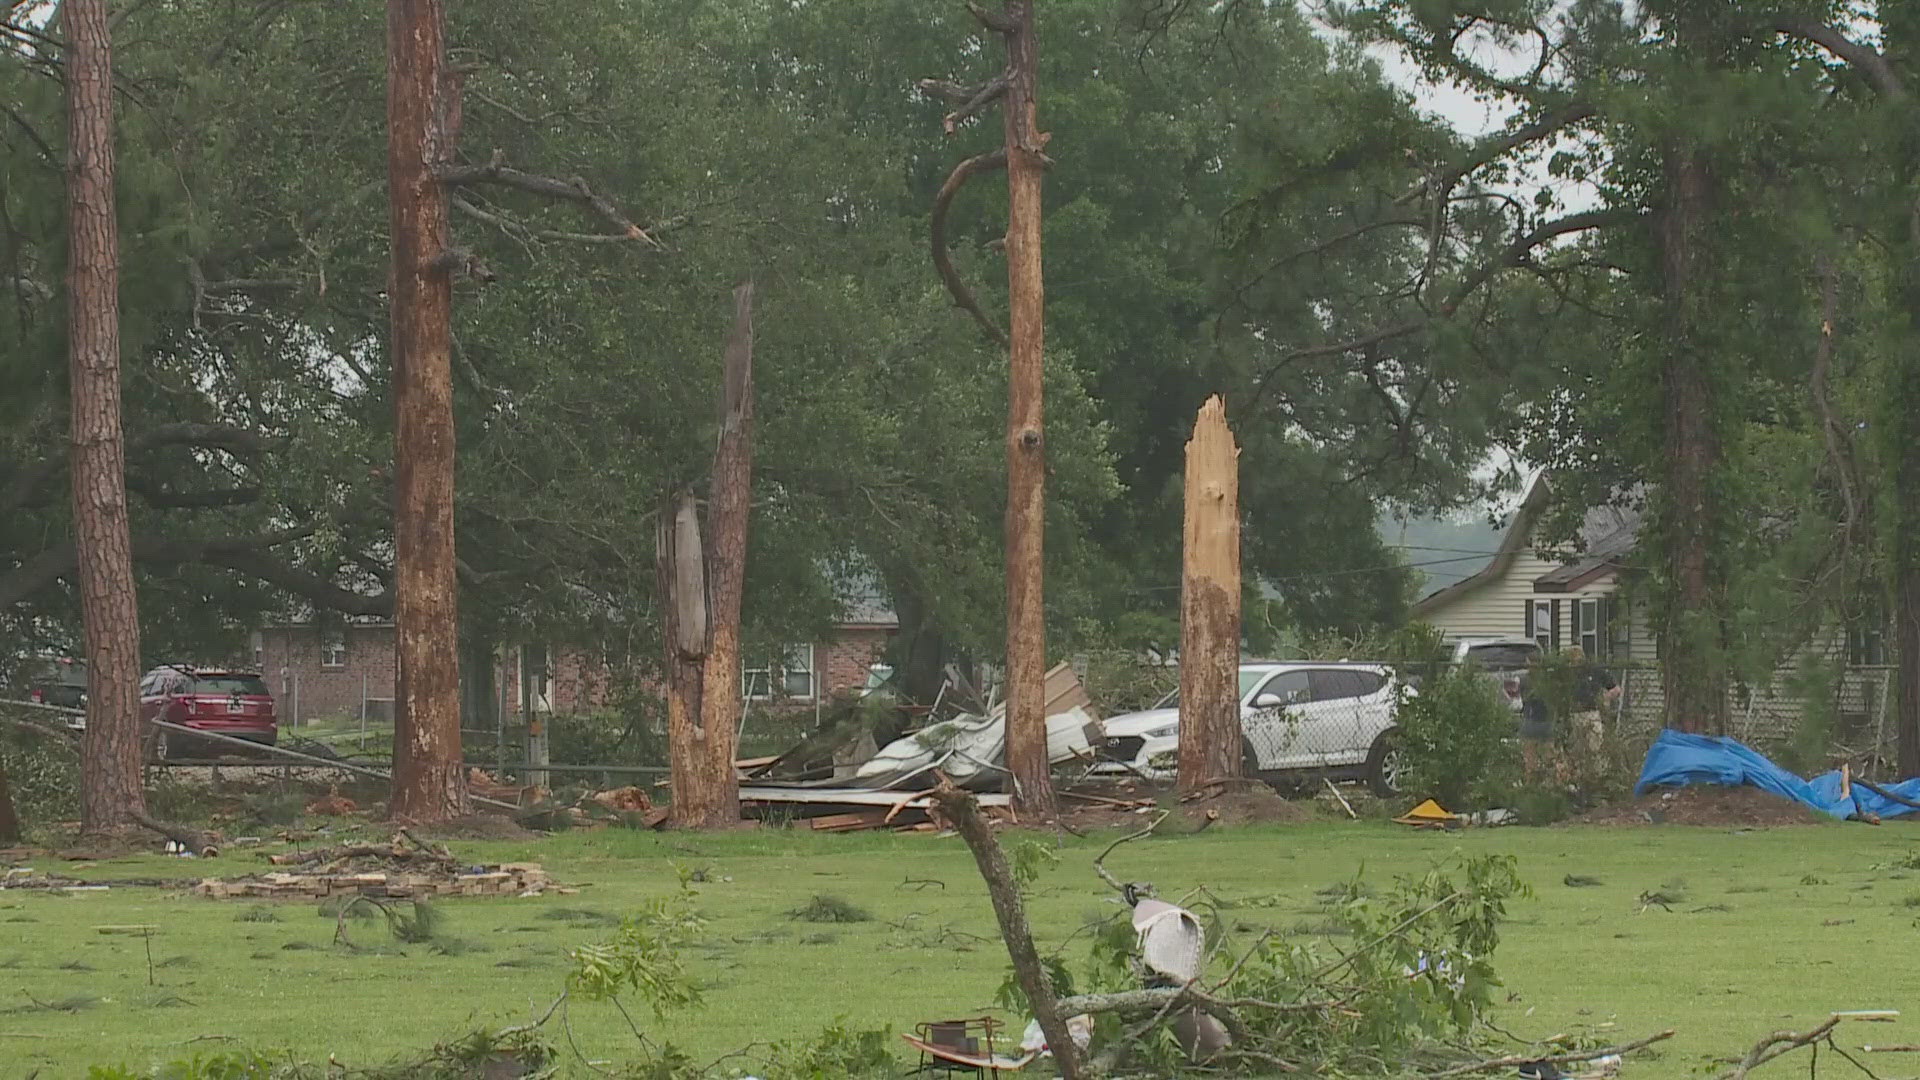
[1393,667,1519,810]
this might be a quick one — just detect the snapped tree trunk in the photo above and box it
[1655,145,1729,735]
[687,282,755,829]
[1000,0,1055,820]
[656,489,708,824]
[1177,397,1242,792]
[386,0,467,821]
[66,0,147,834]
[657,284,756,830]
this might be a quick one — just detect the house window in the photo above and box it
[321,633,346,669]
[1848,622,1887,666]
[745,645,814,701]
[1529,600,1554,652]
[1576,598,1601,658]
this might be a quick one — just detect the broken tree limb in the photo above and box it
[929,780,1084,1079]
[1053,986,1250,1047]
[1850,775,1920,811]
[1426,1029,1675,1077]
[930,148,1008,346]
[917,74,1009,134]
[1092,809,1169,892]
[436,152,659,246]
[1719,1017,1843,1079]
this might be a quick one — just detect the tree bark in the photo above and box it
[386,0,466,821]
[66,0,147,834]
[1177,397,1242,792]
[656,489,708,824]
[1892,245,1920,776]
[929,782,1083,1079]
[685,282,755,829]
[0,758,19,844]
[999,0,1055,819]
[1883,11,1920,779]
[1655,145,1729,735]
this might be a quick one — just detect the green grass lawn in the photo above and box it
[4,818,1918,1077]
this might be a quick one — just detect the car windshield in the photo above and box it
[1154,668,1272,709]
[193,675,269,696]
[1465,644,1537,670]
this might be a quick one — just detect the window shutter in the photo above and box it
[1524,601,1534,638]
[1596,598,1611,659]
[1550,600,1562,651]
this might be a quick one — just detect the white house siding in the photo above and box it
[1421,548,1647,661]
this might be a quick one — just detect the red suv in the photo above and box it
[138,665,278,760]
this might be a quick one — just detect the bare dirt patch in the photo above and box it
[1056,779,1309,832]
[1574,785,1829,828]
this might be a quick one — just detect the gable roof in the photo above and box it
[1411,474,1642,615]
[1532,515,1638,593]
[1410,474,1552,615]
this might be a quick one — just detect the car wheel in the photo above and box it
[1240,735,1261,777]
[1365,730,1405,798]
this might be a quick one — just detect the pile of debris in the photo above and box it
[726,662,1113,831]
[192,833,553,900]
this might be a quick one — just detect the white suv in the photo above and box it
[1091,661,1407,794]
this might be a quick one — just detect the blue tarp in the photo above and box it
[1635,729,1920,820]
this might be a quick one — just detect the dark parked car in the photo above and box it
[3,656,88,714]
[138,665,278,760]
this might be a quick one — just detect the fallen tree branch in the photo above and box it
[930,780,1084,1079]
[1092,808,1169,892]
[1054,985,1252,1047]
[1428,1028,1675,1077]
[930,148,1009,346]
[1850,775,1920,811]
[1719,1017,1843,1079]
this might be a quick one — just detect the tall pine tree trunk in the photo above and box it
[1656,145,1729,734]
[1000,0,1055,819]
[1881,8,1920,778]
[67,0,147,834]
[386,0,466,821]
[1892,348,1920,774]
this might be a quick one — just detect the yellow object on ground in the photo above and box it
[1393,798,1460,828]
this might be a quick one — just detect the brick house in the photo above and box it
[254,618,398,726]
[257,599,899,725]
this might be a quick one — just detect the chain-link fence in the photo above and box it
[1079,654,1902,789]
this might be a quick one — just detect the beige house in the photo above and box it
[1411,475,1647,662]
[1412,475,1891,745]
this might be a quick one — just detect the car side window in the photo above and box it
[1346,671,1388,698]
[1308,670,1388,702]
[138,674,154,696]
[1255,671,1312,706]
[1307,670,1358,702]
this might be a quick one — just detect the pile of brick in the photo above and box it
[194,861,551,900]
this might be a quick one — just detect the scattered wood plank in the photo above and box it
[810,811,889,833]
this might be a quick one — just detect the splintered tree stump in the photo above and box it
[1177,396,1242,793]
